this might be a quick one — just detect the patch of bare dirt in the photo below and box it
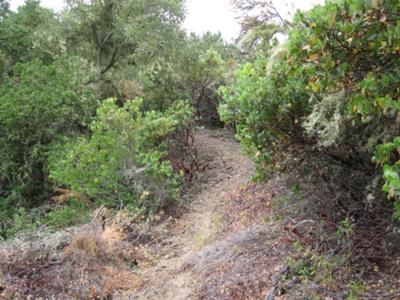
[114,129,299,300]
[194,182,291,300]
[116,128,259,299]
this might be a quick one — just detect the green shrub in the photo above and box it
[290,0,400,210]
[219,47,312,180]
[0,56,96,224]
[0,200,91,239]
[0,208,38,240]
[0,0,62,65]
[48,98,194,211]
[42,200,91,229]
[134,32,236,125]
[187,49,227,125]
[220,0,400,215]
[374,137,400,203]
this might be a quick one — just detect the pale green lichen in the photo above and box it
[303,90,347,148]
[266,43,288,76]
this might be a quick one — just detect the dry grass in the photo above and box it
[52,187,93,208]
[118,79,144,100]
[103,267,143,292]
[64,224,123,260]
[68,233,99,257]
[0,215,145,299]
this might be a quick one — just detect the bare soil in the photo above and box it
[117,128,271,299]
[114,129,298,300]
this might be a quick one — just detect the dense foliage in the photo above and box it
[0,0,61,66]
[3,0,397,247]
[0,57,96,222]
[0,0,236,238]
[220,0,400,214]
[48,99,193,212]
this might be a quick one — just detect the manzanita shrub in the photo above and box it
[292,0,400,207]
[219,47,312,180]
[220,0,400,214]
[48,98,194,212]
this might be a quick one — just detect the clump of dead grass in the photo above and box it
[64,224,123,261]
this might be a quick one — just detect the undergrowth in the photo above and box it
[1,199,91,240]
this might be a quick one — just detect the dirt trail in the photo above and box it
[1,128,283,300]
[3,129,399,299]
[117,129,255,299]
[102,131,400,300]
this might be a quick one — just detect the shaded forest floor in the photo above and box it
[1,129,400,299]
